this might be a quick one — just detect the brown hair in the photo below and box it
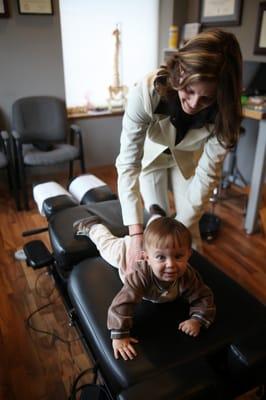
[163,29,243,148]
[144,217,192,250]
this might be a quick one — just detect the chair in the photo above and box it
[0,131,20,209]
[12,96,85,210]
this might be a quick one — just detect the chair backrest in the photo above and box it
[12,96,69,143]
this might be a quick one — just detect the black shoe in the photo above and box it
[73,216,101,238]
[149,204,166,217]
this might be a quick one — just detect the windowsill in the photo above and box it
[67,107,124,120]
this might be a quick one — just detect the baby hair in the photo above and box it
[144,217,192,251]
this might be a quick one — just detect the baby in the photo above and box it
[73,206,215,360]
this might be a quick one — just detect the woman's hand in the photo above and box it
[126,224,144,274]
[178,319,201,337]
[126,234,144,274]
[112,337,139,360]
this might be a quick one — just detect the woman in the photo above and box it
[116,28,242,270]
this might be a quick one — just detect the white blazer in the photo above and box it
[116,71,227,227]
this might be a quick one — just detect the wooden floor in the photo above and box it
[0,165,265,400]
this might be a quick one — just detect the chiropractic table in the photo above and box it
[23,175,266,400]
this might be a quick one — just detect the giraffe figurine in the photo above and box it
[108,25,128,111]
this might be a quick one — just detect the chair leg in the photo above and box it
[4,135,21,210]
[78,132,85,173]
[7,164,21,210]
[80,155,85,174]
[69,161,74,181]
[79,142,86,174]
[22,168,29,210]
[17,155,29,210]
[6,164,13,192]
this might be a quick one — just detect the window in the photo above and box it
[59,0,159,109]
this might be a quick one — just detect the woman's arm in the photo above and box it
[177,135,227,229]
[116,80,152,227]
[126,229,144,274]
[116,79,153,269]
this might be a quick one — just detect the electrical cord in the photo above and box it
[68,365,110,400]
[26,302,84,344]
[26,299,87,385]
[34,269,56,299]
[27,254,106,397]
[28,267,87,380]
[71,383,110,400]
[68,367,94,400]
[25,293,108,398]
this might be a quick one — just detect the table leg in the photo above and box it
[245,120,266,234]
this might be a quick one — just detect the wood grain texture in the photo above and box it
[0,165,264,399]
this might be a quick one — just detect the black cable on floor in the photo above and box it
[28,259,100,396]
[68,365,110,400]
[34,269,56,299]
[25,302,83,344]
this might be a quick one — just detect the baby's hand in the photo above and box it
[178,319,201,337]
[112,337,139,360]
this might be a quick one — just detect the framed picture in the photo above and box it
[199,0,243,26]
[0,0,9,18]
[17,0,53,15]
[254,2,266,54]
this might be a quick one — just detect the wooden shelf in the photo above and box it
[68,108,124,120]
[242,106,266,120]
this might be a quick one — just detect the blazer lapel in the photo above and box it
[175,126,212,150]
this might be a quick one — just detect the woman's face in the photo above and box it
[178,80,217,115]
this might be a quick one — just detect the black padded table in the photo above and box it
[31,186,266,400]
[68,251,266,399]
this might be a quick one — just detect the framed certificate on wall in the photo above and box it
[17,0,53,15]
[254,2,266,54]
[199,0,243,26]
[0,0,9,18]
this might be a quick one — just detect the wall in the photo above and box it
[158,0,189,64]
[70,115,123,168]
[158,0,174,64]
[0,0,65,129]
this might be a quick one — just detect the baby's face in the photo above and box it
[144,244,191,283]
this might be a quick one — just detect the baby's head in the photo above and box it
[143,217,192,282]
